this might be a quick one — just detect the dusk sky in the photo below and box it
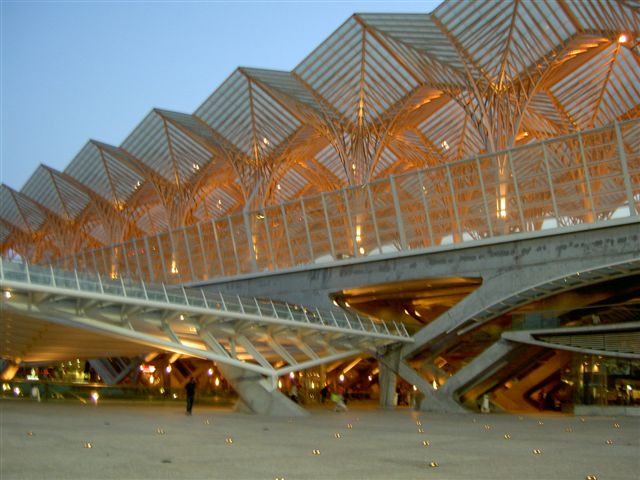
[1,1,441,190]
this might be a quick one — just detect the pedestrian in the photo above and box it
[321,384,329,404]
[185,377,197,415]
[331,387,348,412]
[289,382,299,403]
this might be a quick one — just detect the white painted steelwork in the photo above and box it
[0,258,410,373]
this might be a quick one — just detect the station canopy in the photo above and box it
[1,0,638,260]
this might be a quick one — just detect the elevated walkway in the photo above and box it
[0,258,411,415]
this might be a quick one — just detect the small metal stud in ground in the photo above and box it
[483,424,492,430]
[312,449,321,455]
[532,448,542,455]
[84,442,93,449]
[204,419,210,425]
[27,431,34,436]
[580,417,586,422]
[225,437,233,444]
[428,461,439,468]
[585,475,598,480]
[537,421,544,425]
[156,428,165,435]
[417,428,425,433]
[613,423,621,428]
[605,439,614,445]
[275,477,285,480]
[416,420,422,426]
[504,434,511,439]
[334,433,342,439]
[346,423,353,429]
[422,440,430,447]
[565,427,573,432]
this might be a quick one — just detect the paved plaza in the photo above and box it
[1,399,638,480]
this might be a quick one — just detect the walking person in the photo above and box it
[185,377,197,415]
[289,382,299,403]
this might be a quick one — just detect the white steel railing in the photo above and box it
[53,119,639,285]
[0,257,410,340]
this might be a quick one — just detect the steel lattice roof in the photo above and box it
[2,0,639,260]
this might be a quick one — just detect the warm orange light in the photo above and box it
[618,34,628,43]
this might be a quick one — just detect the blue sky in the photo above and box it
[1,1,441,190]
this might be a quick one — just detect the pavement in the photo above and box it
[1,399,638,480]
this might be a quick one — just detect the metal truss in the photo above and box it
[1,0,638,266]
[0,258,411,375]
[49,119,640,286]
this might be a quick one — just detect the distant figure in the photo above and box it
[289,383,299,403]
[331,388,348,412]
[30,384,41,402]
[185,377,197,415]
[321,385,329,404]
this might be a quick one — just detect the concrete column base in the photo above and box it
[218,364,308,417]
[378,347,400,408]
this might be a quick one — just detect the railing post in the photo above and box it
[270,299,279,318]
[201,289,209,309]
[444,165,463,241]
[389,175,408,250]
[280,205,295,267]
[50,265,57,287]
[242,210,258,273]
[227,217,241,275]
[97,272,104,294]
[182,228,196,282]
[614,120,638,216]
[475,157,494,237]
[156,234,169,283]
[261,209,276,269]
[219,292,227,311]
[418,172,435,246]
[300,198,314,263]
[141,279,148,300]
[285,302,295,321]
[541,142,560,221]
[182,286,189,305]
[577,132,597,221]
[366,184,382,253]
[120,277,127,297]
[507,151,526,231]
[237,295,245,313]
[321,193,336,259]
[211,220,226,276]
[143,237,155,283]
[196,223,209,279]
[342,189,357,257]
[25,261,31,283]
